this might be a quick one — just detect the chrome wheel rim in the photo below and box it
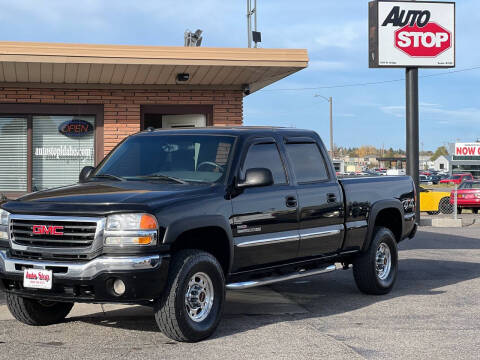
[375,243,392,281]
[185,272,214,322]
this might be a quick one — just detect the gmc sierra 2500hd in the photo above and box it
[0,127,417,342]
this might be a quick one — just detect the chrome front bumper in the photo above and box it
[0,249,163,280]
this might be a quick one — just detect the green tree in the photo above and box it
[430,146,449,161]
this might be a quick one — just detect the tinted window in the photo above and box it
[94,135,235,183]
[243,143,287,185]
[286,143,328,183]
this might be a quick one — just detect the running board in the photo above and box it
[226,264,338,290]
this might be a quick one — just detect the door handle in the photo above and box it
[327,193,337,203]
[286,195,297,208]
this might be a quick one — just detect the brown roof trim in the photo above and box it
[0,41,308,67]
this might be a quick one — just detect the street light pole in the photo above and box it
[329,96,333,158]
[315,94,334,158]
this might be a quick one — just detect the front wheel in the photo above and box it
[154,250,225,342]
[6,293,73,326]
[439,197,453,214]
[353,227,398,295]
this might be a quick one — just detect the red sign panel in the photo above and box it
[394,22,451,57]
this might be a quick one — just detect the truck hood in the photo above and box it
[2,181,222,216]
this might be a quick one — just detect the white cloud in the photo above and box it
[308,60,349,71]
[380,103,480,123]
[262,20,366,51]
[336,113,356,118]
[380,105,404,118]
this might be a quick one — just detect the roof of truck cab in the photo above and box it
[136,126,319,138]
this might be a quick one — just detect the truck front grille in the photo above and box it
[10,219,97,248]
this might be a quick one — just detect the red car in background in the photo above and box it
[450,181,480,214]
[440,173,473,185]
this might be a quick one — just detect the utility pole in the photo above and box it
[406,67,420,220]
[247,0,259,48]
[315,94,334,158]
[247,0,252,48]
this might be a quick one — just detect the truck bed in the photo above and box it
[339,176,416,250]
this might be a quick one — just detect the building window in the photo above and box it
[0,117,28,191]
[440,163,444,170]
[32,116,95,191]
[0,114,97,195]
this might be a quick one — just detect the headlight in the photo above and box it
[104,213,158,247]
[0,208,9,226]
[0,208,10,241]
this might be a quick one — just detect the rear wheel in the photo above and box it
[6,294,73,326]
[154,250,225,342]
[473,209,478,214]
[353,227,398,295]
[427,211,439,215]
[457,207,463,214]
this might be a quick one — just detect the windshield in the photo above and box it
[459,182,480,189]
[452,175,461,180]
[93,134,236,183]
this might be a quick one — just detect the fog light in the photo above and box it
[113,279,126,296]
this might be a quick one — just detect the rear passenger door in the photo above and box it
[231,138,299,272]
[284,138,344,259]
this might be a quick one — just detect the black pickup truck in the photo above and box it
[0,127,417,342]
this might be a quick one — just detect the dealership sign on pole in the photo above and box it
[369,1,455,67]
[368,1,455,221]
[454,143,480,158]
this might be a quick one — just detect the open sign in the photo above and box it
[58,119,94,137]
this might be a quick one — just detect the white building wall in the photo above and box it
[433,155,450,172]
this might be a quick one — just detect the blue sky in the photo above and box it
[0,0,478,151]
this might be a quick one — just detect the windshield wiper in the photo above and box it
[132,174,188,184]
[92,174,125,181]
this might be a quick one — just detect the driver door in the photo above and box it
[230,138,300,272]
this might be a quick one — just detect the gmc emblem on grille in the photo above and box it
[32,225,64,236]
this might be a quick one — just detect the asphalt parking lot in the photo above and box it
[1,225,479,360]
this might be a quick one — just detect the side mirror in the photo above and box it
[79,166,95,183]
[236,168,273,189]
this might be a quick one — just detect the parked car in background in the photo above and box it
[386,169,406,176]
[420,188,453,215]
[427,175,442,185]
[450,181,480,214]
[419,175,433,186]
[440,173,473,185]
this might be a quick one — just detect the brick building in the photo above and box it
[0,41,307,197]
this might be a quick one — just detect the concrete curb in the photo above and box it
[420,217,478,227]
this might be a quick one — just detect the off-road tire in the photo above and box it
[6,293,73,326]
[473,209,478,214]
[457,207,463,214]
[154,250,225,342]
[353,227,398,295]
